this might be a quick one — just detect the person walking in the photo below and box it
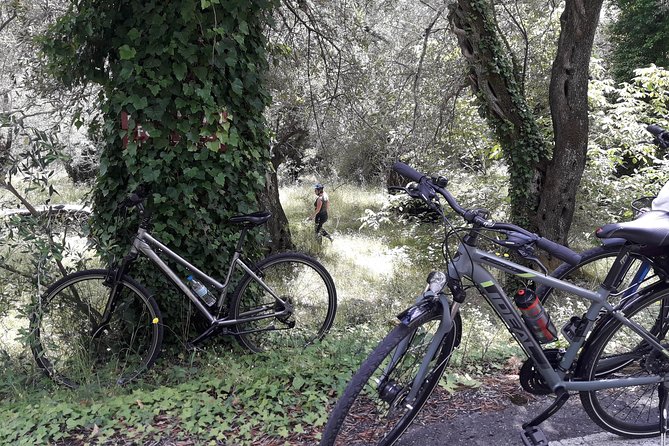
[307,183,333,242]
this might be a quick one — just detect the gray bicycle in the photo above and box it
[320,161,669,446]
[30,189,337,388]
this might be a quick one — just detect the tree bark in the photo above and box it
[537,0,604,243]
[450,0,604,245]
[260,168,292,254]
[448,1,548,230]
[258,127,307,253]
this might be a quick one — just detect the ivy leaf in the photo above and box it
[214,172,226,187]
[173,62,187,81]
[231,78,243,95]
[119,45,136,60]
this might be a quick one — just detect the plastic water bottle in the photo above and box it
[514,288,557,344]
[186,275,216,306]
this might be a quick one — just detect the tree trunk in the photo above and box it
[260,167,293,253]
[537,0,604,244]
[448,1,549,230]
[257,128,308,253]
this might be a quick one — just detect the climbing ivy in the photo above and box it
[39,1,274,324]
[451,0,549,229]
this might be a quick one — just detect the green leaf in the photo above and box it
[119,45,136,60]
[231,78,243,95]
[173,62,187,81]
[214,173,226,187]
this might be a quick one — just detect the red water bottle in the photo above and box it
[514,288,557,344]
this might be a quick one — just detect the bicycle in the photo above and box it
[320,161,669,446]
[29,189,337,388]
[539,124,669,336]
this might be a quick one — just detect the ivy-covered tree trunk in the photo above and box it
[41,1,273,319]
[450,0,603,244]
[448,1,549,230]
[537,0,604,243]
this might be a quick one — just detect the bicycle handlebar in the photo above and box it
[392,161,582,265]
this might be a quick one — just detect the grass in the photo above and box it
[0,177,528,445]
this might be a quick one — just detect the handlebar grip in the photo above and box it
[392,162,425,183]
[536,237,581,266]
[646,124,667,137]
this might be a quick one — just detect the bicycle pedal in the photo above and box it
[521,426,549,446]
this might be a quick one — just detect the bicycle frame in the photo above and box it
[399,240,669,405]
[450,240,669,392]
[121,226,291,327]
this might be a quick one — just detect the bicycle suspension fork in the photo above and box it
[381,273,461,409]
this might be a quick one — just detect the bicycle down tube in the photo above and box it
[129,227,290,325]
[449,240,669,393]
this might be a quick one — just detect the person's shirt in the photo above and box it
[315,192,329,214]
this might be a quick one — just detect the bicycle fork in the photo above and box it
[378,292,455,410]
[92,251,138,338]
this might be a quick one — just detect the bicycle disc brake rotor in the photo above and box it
[378,379,410,415]
[519,349,563,395]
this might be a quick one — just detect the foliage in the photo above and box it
[607,0,669,83]
[268,0,468,184]
[0,338,370,445]
[449,0,552,230]
[38,1,274,325]
[566,64,669,246]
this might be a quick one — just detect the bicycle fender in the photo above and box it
[397,292,453,333]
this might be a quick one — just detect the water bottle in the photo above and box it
[186,275,216,306]
[514,288,557,344]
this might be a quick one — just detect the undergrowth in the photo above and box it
[0,178,540,445]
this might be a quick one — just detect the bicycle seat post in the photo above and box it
[235,228,248,253]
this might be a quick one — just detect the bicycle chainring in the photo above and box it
[519,349,563,396]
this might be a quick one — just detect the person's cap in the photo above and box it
[314,183,324,190]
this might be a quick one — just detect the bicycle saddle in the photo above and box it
[229,211,272,227]
[596,210,669,246]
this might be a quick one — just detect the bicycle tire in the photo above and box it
[30,269,163,388]
[320,305,458,446]
[577,286,669,437]
[538,244,664,335]
[230,252,337,352]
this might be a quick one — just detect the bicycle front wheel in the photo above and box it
[230,252,337,352]
[30,269,163,388]
[320,305,458,446]
[578,287,669,437]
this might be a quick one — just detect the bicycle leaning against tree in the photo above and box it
[29,188,337,388]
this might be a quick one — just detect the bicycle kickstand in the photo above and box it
[660,381,669,446]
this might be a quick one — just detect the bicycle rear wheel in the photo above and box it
[30,269,163,388]
[230,252,337,352]
[320,305,458,446]
[539,245,664,334]
[578,287,669,437]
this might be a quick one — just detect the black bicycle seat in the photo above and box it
[229,211,272,227]
[596,210,669,246]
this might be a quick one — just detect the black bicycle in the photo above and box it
[30,189,337,388]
